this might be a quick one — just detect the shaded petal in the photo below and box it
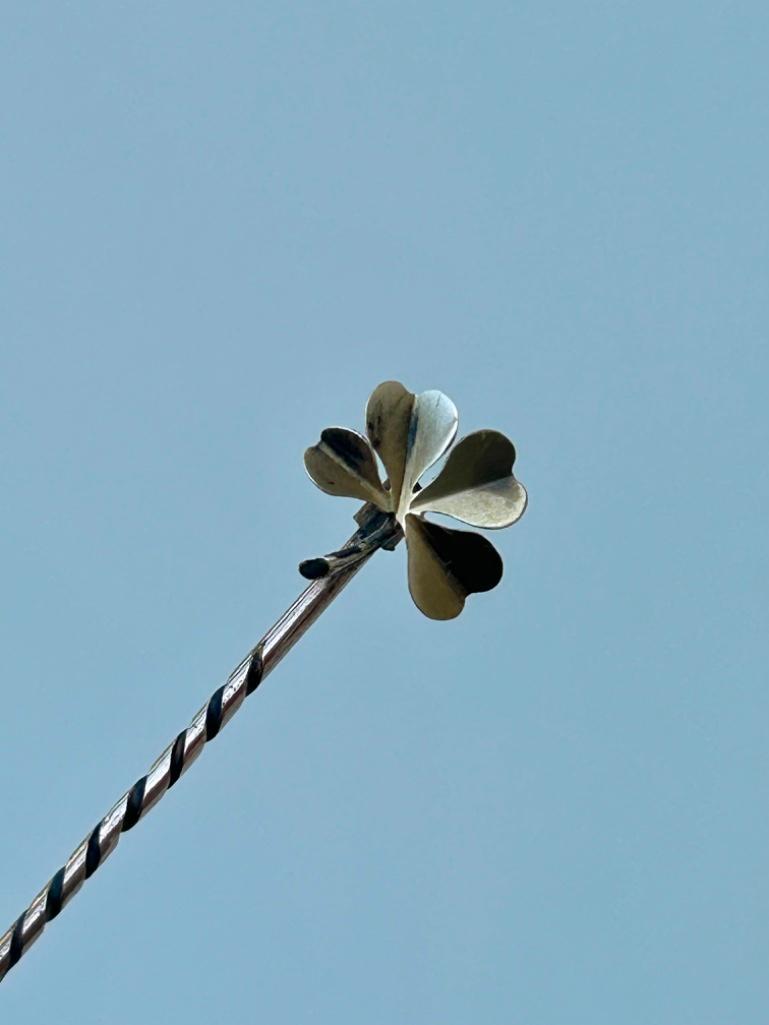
[405,514,503,620]
[365,381,458,521]
[410,430,527,528]
[304,428,388,508]
[365,381,412,510]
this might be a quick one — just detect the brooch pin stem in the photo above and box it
[0,503,401,984]
[300,508,401,580]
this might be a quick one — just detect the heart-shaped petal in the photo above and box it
[410,429,527,528]
[365,381,412,510]
[366,381,458,522]
[405,514,503,620]
[304,428,388,508]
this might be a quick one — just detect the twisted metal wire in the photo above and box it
[0,644,263,985]
[0,507,401,984]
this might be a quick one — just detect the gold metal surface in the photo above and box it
[405,514,503,620]
[410,429,527,528]
[305,380,527,620]
[364,381,458,519]
[364,380,412,510]
[304,427,388,507]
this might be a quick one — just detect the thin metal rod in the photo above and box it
[0,507,401,984]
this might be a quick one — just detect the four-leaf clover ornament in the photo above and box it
[0,378,530,985]
[304,381,527,620]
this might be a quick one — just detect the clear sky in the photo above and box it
[1,3,767,1022]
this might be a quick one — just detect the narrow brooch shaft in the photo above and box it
[300,506,401,580]
[0,504,401,985]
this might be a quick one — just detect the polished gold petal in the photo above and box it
[405,514,503,620]
[304,427,389,508]
[410,429,527,528]
[399,390,459,520]
[365,381,458,522]
[365,381,412,511]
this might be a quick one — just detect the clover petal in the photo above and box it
[365,381,412,510]
[304,427,389,508]
[410,430,527,529]
[366,381,457,522]
[405,514,503,620]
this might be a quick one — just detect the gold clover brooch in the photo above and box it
[0,379,530,984]
[303,381,527,620]
[0,380,529,984]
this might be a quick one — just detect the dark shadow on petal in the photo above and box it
[304,427,389,508]
[365,381,413,511]
[366,381,458,522]
[406,515,503,620]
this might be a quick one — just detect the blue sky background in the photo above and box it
[1,3,767,1022]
